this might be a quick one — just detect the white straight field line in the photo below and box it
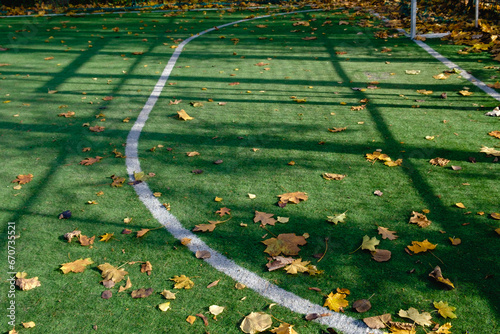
[125,9,379,334]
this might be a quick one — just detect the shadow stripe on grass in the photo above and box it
[125,8,379,334]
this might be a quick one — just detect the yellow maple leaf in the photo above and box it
[389,326,416,334]
[323,291,349,312]
[177,109,194,120]
[60,258,94,274]
[171,275,194,289]
[407,239,437,253]
[385,158,402,167]
[284,259,310,274]
[430,322,452,334]
[458,90,473,96]
[433,301,457,319]
[99,233,114,242]
[98,263,128,283]
[270,323,298,334]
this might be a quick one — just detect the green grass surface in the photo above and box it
[1,6,499,334]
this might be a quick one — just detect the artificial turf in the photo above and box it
[0,5,499,334]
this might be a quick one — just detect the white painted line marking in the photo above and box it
[126,9,379,334]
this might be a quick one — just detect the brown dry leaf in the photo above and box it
[60,258,94,274]
[89,125,105,132]
[371,249,392,262]
[63,230,81,242]
[363,313,392,329]
[169,99,182,105]
[141,261,152,275]
[487,82,500,89]
[266,256,294,271]
[177,109,194,120]
[79,156,103,166]
[78,234,95,246]
[136,228,150,238]
[378,226,398,240]
[254,211,277,226]
[12,174,33,185]
[193,219,226,232]
[240,312,272,334]
[407,239,437,253]
[328,127,347,133]
[131,288,153,298]
[352,299,372,313]
[262,233,307,256]
[195,250,211,259]
[118,277,132,292]
[322,173,346,180]
[171,275,194,289]
[216,207,231,217]
[284,258,310,274]
[488,130,500,139]
[430,157,450,166]
[277,191,308,204]
[207,279,220,288]
[351,105,366,111]
[429,266,455,289]
[16,276,41,291]
[98,263,128,283]
[323,291,349,312]
[103,96,114,101]
[409,211,432,227]
[58,111,75,117]
[110,175,125,187]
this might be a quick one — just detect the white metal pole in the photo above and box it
[475,0,479,28]
[410,0,417,39]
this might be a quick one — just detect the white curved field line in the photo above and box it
[125,9,379,334]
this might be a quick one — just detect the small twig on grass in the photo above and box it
[260,225,277,237]
[317,237,329,263]
[429,250,444,265]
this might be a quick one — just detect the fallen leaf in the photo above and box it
[207,279,220,288]
[449,237,461,245]
[409,211,432,227]
[488,130,500,139]
[284,258,310,274]
[271,323,298,334]
[78,235,95,246]
[12,174,33,185]
[385,159,403,167]
[141,261,152,275]
[190,102,203,107]
[433,73,449,80]
[352,299,372,313]
[15,276,41,291]
[240,312,272,334]
[177,109,194,120]
[169,99,182,105]
[363,313,392,329]
[429,266,455,289]
[398,307,432,326]
[136,228,150,238]
[266,256,294,271]
[378,226,398,240]
[98,263,128,283]
[209,305,225,316]
[60,258,94,274]
[99,233,114,242]
[324,291,349,312]
[118,277,132,292]
[216,207,231,216]
[101,290,112,299]
[430,323,452,334]
[186,151,200,157]
[254,211,277,226]
[277,216,289,223]
[361,235,380,252]
[186,315,196,324]
[417,89,433,95]
[197,313,209,326]
[58,111,75,117]
[63,229,81,242]
[89,125,105,132]
[196,250,211,259]
[160,290,176,299]
[181,238,191,245]
[458,90,473,96]
[171,275,194,289]
[79,156,103,166]
[328,127,347,133]
[322,173,346,180]
[327,212,347,224]
[480,146,500,156]
[430,157,450,166]
[131,288,153,298]
[235,282,246,290]
[103,96,114,101]
[371,249,391,262]
[21,322,35,328]
[277,191,308,204]
[406,70,421,75]
[158,302,171,311]
[407,239,437,253]
[433,301,457,319]
[262,233,307,256]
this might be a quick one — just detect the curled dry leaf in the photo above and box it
[131,288,153,298]
[266,256,294,271]
[409,211,431,227]
[430,157,450,166]
[89,125,105,132]
[21,322,35,328]
[141,261,152,275]
[177,109,194,120]
[118,277,132,292]
[136,228,150,238]
[371,249,391,262]
[429,266,455,289]
[16,276,41,291]
[322,173,346,180]
[78,234,95,246]
[12,174,33,185]
[240,312,272,334]
[64,230,81,242]
[207,279,220,288]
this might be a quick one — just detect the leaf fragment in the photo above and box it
[118,277,132,292]
[322,173,346,180]
[363,313,392,329]
[371,249,391,262]
[158,302,171,312]
[270,323,298,334]
[430,157,450,167]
